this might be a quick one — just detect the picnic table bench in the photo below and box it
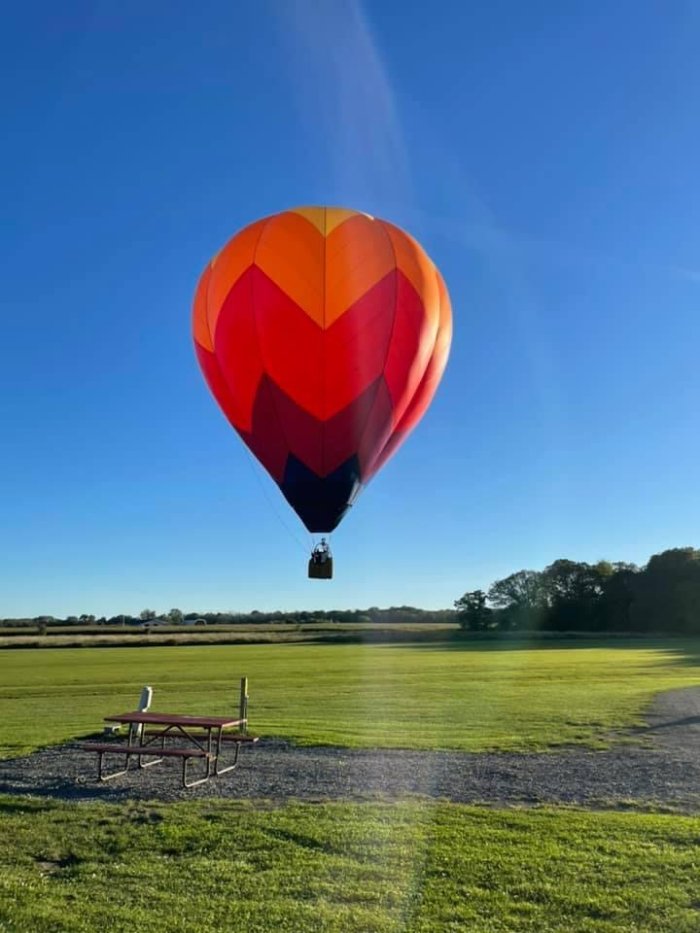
[81,711,259,788]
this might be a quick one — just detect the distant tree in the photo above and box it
[140,609,157,622]
[540,560,610,630]
[487,570,546,629]
[594,560,615,579]
[599,564,639,631]
[167,608,184,624]
[631,548,700,634]
[542,559,605,603]
[454,590,492,631]
[612,562,640,575]
[488,570,545,609]
[454,558,643,634]
[79,614,96,624]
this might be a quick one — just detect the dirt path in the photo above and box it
[2,687,700,810]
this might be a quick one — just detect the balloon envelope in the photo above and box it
[193,206,452,532]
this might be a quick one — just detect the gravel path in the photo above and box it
[2,688,700,810]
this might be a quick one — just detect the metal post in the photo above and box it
[239,677,248,733]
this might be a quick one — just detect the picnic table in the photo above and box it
[81,711,258,788]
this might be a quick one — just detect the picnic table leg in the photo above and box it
[174,726,214,788]
[214,731,241,776]
[206,726,214,780]
[181,752,214,789]
[96,749,132,782]
[137,730,165,769]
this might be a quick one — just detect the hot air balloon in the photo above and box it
[192,206,452,577]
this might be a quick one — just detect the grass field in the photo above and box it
[2,639,700,757]
[4,640,700,931]
[2,796,700,932]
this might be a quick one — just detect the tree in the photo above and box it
[599,564,639,631]
[487,570,545,629]
[167,608,184,624]
[454,590,492,631]
[630,548,700,634]
[34,616,55,629]
[542,559,605,603]
[488,570,545,609]
[140,609,156,622]
[540,560,610,630]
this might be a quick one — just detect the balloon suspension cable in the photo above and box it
[242,449,312,555]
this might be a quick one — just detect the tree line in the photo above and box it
[454,547,700,634]
[4,546,698,635]
[1,606,457,628]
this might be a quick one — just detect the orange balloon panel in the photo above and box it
[193,206,452,532]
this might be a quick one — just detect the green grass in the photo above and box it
[3,639,700,757]
[1,796,700,932]
[4,641,700,931]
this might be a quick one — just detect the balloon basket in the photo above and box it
[308,558,333,580]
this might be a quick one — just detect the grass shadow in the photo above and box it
[405,634,700,656]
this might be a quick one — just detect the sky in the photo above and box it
[2,0,700,618]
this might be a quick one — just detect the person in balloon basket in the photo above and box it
[312,538,331,565]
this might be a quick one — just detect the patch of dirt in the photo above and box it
[2,688,700,811]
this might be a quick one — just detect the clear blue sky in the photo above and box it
[2,1,699,618]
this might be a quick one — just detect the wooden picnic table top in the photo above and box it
[104,711,245,729]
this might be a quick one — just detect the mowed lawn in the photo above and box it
[4,641,700,932]
[2,796,700,932]
[2,639,700,757]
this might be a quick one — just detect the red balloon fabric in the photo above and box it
[193,206,452,532]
